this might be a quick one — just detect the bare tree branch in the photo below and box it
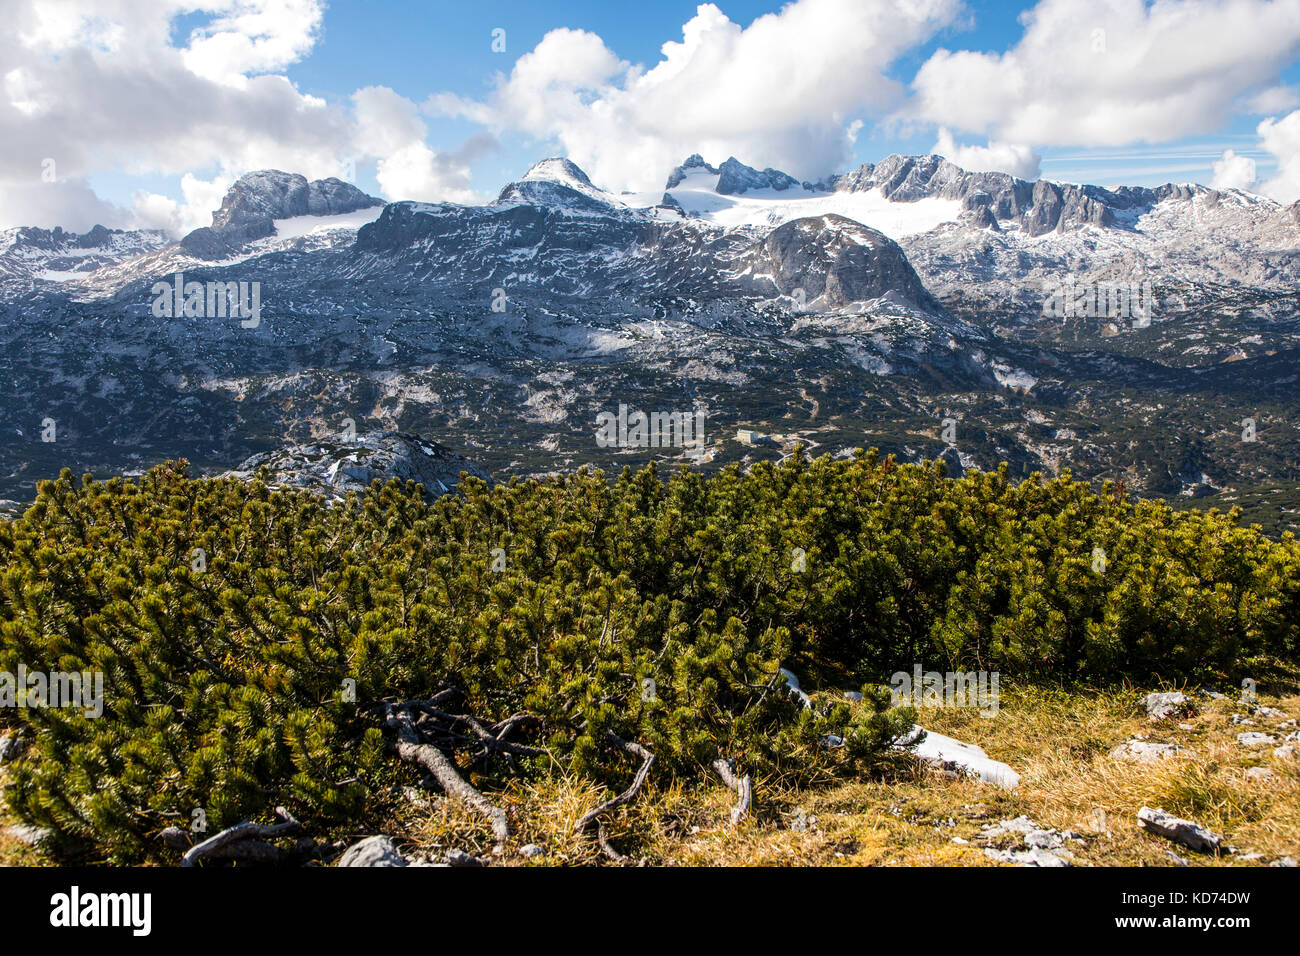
[574,732,655,837]
[712,757,752,826]
[179,807,300,867]
[384,704,510,844]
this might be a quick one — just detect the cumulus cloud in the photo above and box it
[911,0,1300,148]
[1256,109,1300,202]
[0,178,130,233]
[0,0,492,232]
[181,0,325,86]
[353,87,499,202]
[430,0,965,191]
[1210,148,1258,191]
[132,172,237,234]
[1243,85,1300,115]
[373,134,499,203]
[932,129,1041,178]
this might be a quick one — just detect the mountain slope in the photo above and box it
[0,154,1297,533]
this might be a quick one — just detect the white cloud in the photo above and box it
[181,0,325,86]
[431,0,966,191]
[0,178,129,232]
[932,128,1041,178]
[1243,85,1300,115]
[353,87,498,203]
[132,171,237,234]
[1256,110,1300,202]
[1210,148,1257,191]
[0,1,497,232]
[911,0,1300,149]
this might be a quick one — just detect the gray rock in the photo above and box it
[1025,829,1065,850]
[1270,856,1298,867]
[753,215,942,313]
[336,835,408,867]
[1244,767,1275,782]
[225,431,487,504]
[894,726,1020,789]
[1273,744,1298,760]
[1237,732,1277,748]
[1144,691,1191,722]
[519,843,546,859]
[0,730,29,765]
[444,848,482,867]
[3,824,51,846]
[984,846,1071,867]
[1255,706,1287,719]
[1137,807,1223,853]
[1231,714,1255,726]
[665,153,719,189]
[1111,740,1183,762]
[181,169,381,259]
[715,157,803,196]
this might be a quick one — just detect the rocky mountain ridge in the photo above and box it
[0,152,1297,534]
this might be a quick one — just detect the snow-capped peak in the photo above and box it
[521,158,599,192]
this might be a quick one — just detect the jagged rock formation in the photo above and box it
[752,214,938,310]
[716,157,805,195]
[181,170,382,259]
[223,431,488,502]
[2,152,1299,533]
[0,223,169,287]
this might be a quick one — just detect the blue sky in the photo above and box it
[6,0,1300,232]
[279,0,1293,194]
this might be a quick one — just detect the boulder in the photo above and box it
[0,730,29,765]
[336,835,408,867]
[1237,732,1277,748]
[1110,740,1182,763]
[984,846,1071,867]
[1144,691,1191,722]
[3,823,51,846]
[224,431,488,504]
[894,726,1020,789]
[1137,807,1223,853]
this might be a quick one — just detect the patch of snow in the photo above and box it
[270,207,383,239]
[661,176,961,240]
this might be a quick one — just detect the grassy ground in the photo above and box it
[391,679,1300,867]
[3,677,1297,867]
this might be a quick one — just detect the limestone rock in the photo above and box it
[1144,691,1192,722]
[337,835,408,867]
[1237,732,1277,748]
[1111,740,1182,763]
[1137,807,1223,853]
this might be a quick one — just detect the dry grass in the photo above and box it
[0,769,44,866]
[392,678,1300,867]
[2,677,1296,867]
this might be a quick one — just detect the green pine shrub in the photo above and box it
[0,450,1295,862]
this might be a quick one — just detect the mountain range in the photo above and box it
[2,153,1297,531]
